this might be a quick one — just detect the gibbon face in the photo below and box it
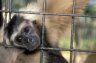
[4,15,41,52]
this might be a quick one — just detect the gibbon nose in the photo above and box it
[27,36,39,45]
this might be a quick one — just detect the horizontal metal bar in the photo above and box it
[0,10,96,18]
[0,43,96,53]
[40,47,96,53]
[0,42,96,53]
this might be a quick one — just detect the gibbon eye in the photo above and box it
[16,35,22,42]
[24,26,31,33]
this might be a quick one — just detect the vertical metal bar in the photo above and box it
[40,0,46,63]
[9,0,12,21]
[70,0,76,63]
[4,0,8,25]
[3,0,8,45]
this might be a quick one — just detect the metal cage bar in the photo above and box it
[70,0,76,63]
[40,0,46,63]
[0,0,96,63]
[0,0,96,52]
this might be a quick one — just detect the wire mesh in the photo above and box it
[0,0,96,63]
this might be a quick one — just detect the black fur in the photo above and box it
[5,15,24,39]
[47,50,68,63]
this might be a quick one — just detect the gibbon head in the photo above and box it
[4,15,41,52]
